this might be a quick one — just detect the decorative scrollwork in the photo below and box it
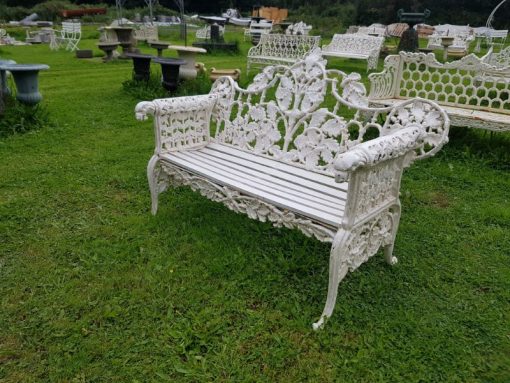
[247,34,321,71]
[161,163,337,242]
[342,208,397,271]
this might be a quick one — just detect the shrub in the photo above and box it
[0,96,52,137]
[122,71,212,100]
[31,0,76,21]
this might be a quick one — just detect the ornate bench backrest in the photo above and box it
[324,34,384,55]
[255,34,321,59]
[485,46,510,68]
[377,52,510,115]
[210,50,447,177]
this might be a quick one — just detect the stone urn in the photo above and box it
[0,59,16,96]
[97,41,119,62]
[149,41,170,57]
[441,36,455,60]
[153,58,186,91]
[3,64,49,105]
[112,27,136,58]
[127,53,153,81]
[167,46,207,80]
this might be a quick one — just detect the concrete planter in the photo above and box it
[153,58,186,91]
[0,59,16,96]
[4,64,49,105]
[127,53,153,81]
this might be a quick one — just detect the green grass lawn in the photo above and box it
[0,26,509,382]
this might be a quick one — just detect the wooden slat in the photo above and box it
[183,150,344,212]
[195,148,346,204]
[169,152,344,223]
[207,143,348,191]
[161,152,344,227]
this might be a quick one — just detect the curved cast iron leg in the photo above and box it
[147,155,161,215]
[312,229,351,330]
[384,203,401,266]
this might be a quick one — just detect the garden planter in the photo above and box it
[167,45,206,80]
[76,49,93,59]
[4,64,49,105]
[97,42,119,62]
[209,68,241,82]
[149,41,170,57]
[113,27,136,58]
[153,58,186,91]
[0,59,16,96]
[127,53,153,81]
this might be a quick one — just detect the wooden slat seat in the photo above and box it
[161,143,347,227]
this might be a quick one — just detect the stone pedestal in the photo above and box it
[398,28,419,53]
[168,46,206,80]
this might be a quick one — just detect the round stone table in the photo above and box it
[167,45,207,80]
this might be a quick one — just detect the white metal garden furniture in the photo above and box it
[247,34,321,73]
[321,33,384,71]
[135,50,450,329]
[50,20,81,51]
[369,52,510,132]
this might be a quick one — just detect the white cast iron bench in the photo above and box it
[321,33,384,71]
[135,51,450,329]
[50,20,81,51]
[483,46,510,69]
[244,20,272,41]
[247,34,321,72]
[195,24,225,40]
[369,52,510,133]
[134,24,158,42]
[286,21,312,35]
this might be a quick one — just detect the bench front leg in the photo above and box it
[136,94,218,214]
[313,126,429,330]
[312,229,350,330]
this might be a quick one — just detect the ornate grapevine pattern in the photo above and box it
[160,162,337,242]
[136,95,217,152]
[342,208,397,271]
[210,50,449,175]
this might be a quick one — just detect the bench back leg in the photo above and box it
[383,202,401,265]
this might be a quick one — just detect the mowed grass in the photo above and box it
[0,26,509,382]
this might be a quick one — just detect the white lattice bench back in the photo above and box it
[369,52,510,132]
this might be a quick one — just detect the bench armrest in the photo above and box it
[334,126,426,182]
[247,42,262,57]
[135,94,217,154]
[368,54,401,99]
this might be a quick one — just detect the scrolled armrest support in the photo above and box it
[334,126,426,182]
[135,94,217,153]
